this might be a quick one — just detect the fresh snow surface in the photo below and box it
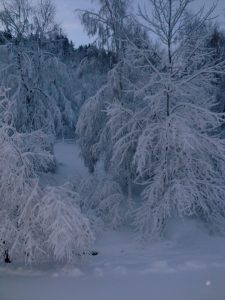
[0,140,225,300]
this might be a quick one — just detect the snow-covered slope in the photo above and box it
[0,141,225,300]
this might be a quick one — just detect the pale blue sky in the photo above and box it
[51,0,225,46]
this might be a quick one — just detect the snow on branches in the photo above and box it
[77,0,225,239]
[0,88,94,263]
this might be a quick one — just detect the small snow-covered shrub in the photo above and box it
[37,185,94,262]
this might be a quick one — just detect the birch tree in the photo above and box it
[0,0,57,41]
[0,0,33,40]
[76,0,131,58]
[107,0,225,238]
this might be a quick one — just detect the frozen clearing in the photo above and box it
[0,141,225,300]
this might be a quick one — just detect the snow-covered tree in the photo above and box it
[76,0,132,57]
[0,0,33,40]
[0,0,58,41]
[76,21,157,193]
[0,41,78,136]
[0,0,78,136]
[107,0,225,238]
[73,45,114,111]
[0,88,94,263]
[33,0,57,39]
[78,0,225,238]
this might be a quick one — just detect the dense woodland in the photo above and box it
[1,0,225,264]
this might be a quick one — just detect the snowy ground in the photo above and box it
[0,141,225,300]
